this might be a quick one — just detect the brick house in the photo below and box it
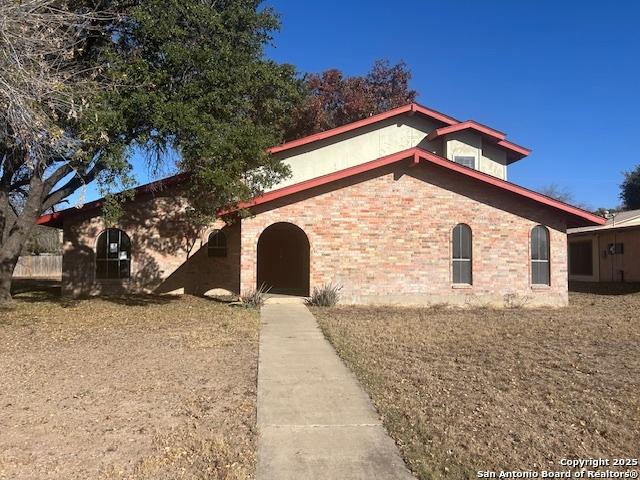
[37,103,604,306]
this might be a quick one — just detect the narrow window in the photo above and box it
[531,226,550,285]
[452,224,472,284]
[454,155,476,169]
[96,228,131,280]
[208,229,227,257]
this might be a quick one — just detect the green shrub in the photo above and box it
[306,283,342,307]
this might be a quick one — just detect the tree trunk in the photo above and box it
[0,176,46,305]
[0,242,22,303]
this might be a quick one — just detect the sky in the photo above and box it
[263,0,640,209]
[71,0,640,210]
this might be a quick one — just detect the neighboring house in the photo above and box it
[37,103,604,306]
[568,210,640,283]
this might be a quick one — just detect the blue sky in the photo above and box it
[72,0,639,210]
[263,0,639,209]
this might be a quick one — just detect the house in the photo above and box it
[36,103,604,306]
[568,209,640,283]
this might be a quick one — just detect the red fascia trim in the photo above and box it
[426,121,531,159]
[36,211,66,227]
[223,146,604,226]
[411,103,460,125]
[497,139,531,157]
[426,120,507,142]
[414,150,604,225]
[36,172,190,227]
[220,148,419,214]
[268,103,459,154]
[38,149,601,227]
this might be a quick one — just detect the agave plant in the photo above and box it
[239,283,271,309]
[306,283,342,307]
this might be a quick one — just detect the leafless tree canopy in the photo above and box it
[0,0,108,165]
[0,0,118,301]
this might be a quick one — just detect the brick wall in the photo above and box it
[61,161,570,306]
[240,161,569,306]
[62,188,240,297]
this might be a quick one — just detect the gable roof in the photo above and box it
[37,147,604,228]
[268,103,459,154]
[425,120,531,162]
[568,209,640,234]
[35,172,190,229]
[224,147,603,227]
[268,102,530,162]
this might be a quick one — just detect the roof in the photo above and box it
[36,172,190,229]
[568,209,640,234]
[37,148,604,228]
[425,120,530,163]
[223,147,604,227]
[268,102,530,162]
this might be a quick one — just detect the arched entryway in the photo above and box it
[257,222,310,296]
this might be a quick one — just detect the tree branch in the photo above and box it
[41,160,104,212]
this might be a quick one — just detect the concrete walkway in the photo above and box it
[256,303,413,479]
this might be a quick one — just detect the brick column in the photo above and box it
[239,217,258,294]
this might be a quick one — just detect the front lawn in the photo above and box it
[0,292,259,480]
[313,288,640,479]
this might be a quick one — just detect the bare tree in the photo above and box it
[0,0,115,302]
[537,183,591,211]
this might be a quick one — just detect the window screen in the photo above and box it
[452,224,472,284]
[454,156,476,169]
[96,228,131,280]
[531,226,550,285]
[569,241,593,276]
[208,229,227,257]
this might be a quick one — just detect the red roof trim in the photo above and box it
[268,103,459,154]
[38,149,604,228]
[413,150,604,225]
[426,120,507,142]
[36,172,189,228]
[497,139,531,157]
[426,120,531,160]
[220,148,419,214]
[269,103,530,161]
[225,147,604,226]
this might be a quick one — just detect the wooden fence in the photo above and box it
[13,255,62,279]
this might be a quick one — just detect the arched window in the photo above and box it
[452,224,472,284]
[96,228,131,280]
[208,229,227,257]
[531,225,550,285]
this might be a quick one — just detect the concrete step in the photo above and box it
[264,294,308,305]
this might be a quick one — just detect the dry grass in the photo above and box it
[0,291,259,480]
[312,286,640,479]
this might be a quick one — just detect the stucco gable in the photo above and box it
[269,103,529,189]
[270,112,443,190]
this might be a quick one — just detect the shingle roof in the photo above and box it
[568,209,640,234]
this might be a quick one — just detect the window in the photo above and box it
[569,240,593,276]
[454,155,476,169]
[606,243,624,255]
[208,229,227,257]
[96,228,131,280]
[452,224,472,284]
[531,226,550,285]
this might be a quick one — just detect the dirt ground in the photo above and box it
[0,288,259,480]
[313,284,640,479]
